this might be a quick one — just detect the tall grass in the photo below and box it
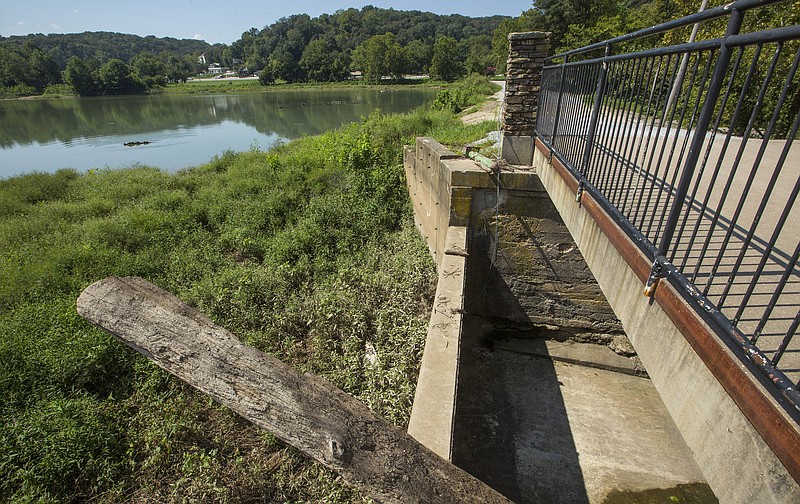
[0,79,497,503]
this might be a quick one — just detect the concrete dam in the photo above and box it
[403,13,800,504]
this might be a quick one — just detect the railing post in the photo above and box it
[549,55,569,153]
[502,31,551,165]
[578,43,612,200]
[645,8,744,295]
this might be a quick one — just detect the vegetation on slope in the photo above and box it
[0,79,497,502]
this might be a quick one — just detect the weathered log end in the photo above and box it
[77,276,513,504]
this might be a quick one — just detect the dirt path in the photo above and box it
[460,81,505,125]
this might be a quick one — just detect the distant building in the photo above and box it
[198,53,208,65]
[207,63,229,74]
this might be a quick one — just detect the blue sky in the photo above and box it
[2,0,533,45]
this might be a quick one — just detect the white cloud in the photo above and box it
[17,21,27,26]
[50,23,61,30]
[72,9,79,14]
[193,33,204,40]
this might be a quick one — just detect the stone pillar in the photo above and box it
[502,31,550,166]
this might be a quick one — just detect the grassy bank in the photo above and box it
[0,80,497,502]
[5,75,476,100]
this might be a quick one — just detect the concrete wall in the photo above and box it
[532,141,800,504]
[404,137,636,459]
[405,135,800,502]
[404,138,487,458]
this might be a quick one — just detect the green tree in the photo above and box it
[131,54,167,88]
[491,10,542,74]
[64,56,102,96]
[258,66,275,85]
[163,53,192,83]
[430,36,465,83]
[300,38,347,82]
[463,35,494,75]
[0,42,59,94]
[98,59,143,95]
[351,33,407,83]
[268,48,303,83]
[405,39,432,74]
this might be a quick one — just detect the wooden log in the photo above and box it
[77,277,512,504]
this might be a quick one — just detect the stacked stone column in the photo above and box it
[501,32,550,165]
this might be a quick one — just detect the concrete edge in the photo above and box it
[408,226,468,460]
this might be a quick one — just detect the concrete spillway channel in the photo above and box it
[404,138,716,503]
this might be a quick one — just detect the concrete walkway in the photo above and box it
[452,315,715,504]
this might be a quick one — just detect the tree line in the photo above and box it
[230,7,509,84]
[0,33,214,96]
[2,1,796,97]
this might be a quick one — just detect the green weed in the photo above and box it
[0,78,496,502]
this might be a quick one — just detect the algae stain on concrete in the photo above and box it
[602,483,718,504]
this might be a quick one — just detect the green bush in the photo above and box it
[432,74,500,113]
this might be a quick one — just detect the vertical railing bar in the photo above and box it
[774,307,800,367]
[563,67,581,165]
[649,50,704,244]
[619,56,655,216]
[633,53,675,228]
[721,44,799,313]
[671,47,740,268]
[534,68,551,139]
[568,66,587,165]
[654,9,744,265]
[550,56,569,154]
[603,56,634,200]
[751,107,800,342]
[627,55,661,225]
[609,55,646,209]
[546,68,562,142]
[690,44,763,284]
[562,66,578,162]
[556,94,568,154]
[550,56,569,148]
[584,62,604,186]
[578,44,612,196]
[644,51,696,241]
[702,42,783,300]
[600,57,631,196]
[590,63,619,192]
[680,46,745,273]
[622,55,659,218]
[661,49,716,259]
[641,53,684,239]
[582,61,603,185]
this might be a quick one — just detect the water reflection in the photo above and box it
[0,89,435,177]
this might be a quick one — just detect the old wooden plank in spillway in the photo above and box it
[76,276,511,504]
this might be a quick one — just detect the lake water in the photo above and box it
[0,88,437,179]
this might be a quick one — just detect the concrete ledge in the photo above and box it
[533,140,800,503]
[408,226,468,460]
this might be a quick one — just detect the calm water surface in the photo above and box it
[0,88,436,179]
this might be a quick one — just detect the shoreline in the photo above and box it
[3,78,446,101]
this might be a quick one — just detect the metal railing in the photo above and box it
[535,0,800,413]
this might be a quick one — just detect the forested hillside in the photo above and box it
[0,32,215,69]
[2,1,795,97]
[230,7,509,83]
[0,7,509,96]
[0,32,217,96]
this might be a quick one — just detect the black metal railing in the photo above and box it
[535,0,800,412]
